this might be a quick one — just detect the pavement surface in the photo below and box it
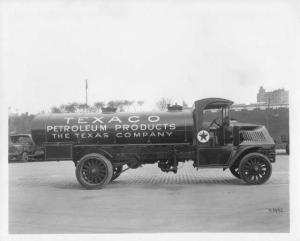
[9,155,289,233]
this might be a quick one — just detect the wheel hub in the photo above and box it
[253,165,259,172]
[81,159,108,184]
[91,167,98,174]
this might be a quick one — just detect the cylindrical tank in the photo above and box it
[31,110,194,146]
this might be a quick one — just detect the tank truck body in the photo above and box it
[31,98,275,189]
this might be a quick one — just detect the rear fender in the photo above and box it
[73,146,113,164]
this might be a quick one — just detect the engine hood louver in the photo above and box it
[241,130,266,142]
[239,126,275,145]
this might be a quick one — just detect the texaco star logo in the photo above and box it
[197,130,210,143]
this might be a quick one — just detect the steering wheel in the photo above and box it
[209,118,221,128]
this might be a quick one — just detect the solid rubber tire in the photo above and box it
[239,152,272,185]
[75,153,113,189]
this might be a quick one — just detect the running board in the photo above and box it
[193,164,228,168]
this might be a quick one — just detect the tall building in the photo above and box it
[257,86,289,105]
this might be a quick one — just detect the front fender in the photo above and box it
[228,145,273,168]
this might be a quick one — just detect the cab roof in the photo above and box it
[195,98,234,110]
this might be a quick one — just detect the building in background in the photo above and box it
[232,86,289,111]
[257,86,289,105]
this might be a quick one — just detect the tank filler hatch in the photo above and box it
[167,104,183,111]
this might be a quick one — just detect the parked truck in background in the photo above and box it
[9,134,44,162]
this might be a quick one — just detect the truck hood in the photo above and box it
[231,122,275,146]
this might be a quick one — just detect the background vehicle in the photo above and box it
[31,98,276,189]
[280,134,289,155]
[9,134,44,162]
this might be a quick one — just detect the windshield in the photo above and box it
[202,106,230,127]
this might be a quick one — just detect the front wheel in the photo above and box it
[239,153,272,185]
[75,153,113,189]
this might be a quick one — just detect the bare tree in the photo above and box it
[132,100,144,112]
[123,100,134,112]
[182,100,188,109]
[107,100,121,110]
[107,100,135,112]
[94,101,106,112]
[50,99,136,113]
[137,100,144,106]
[156,98,173,111]
[58,102,79,113]
[50,106,61,113]
[78,103,88,112]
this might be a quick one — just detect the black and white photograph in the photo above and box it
[0,0,299,240]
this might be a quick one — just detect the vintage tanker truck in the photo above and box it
[31,98,275,189]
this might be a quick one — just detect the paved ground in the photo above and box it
[9,155,289,233]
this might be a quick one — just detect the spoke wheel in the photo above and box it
[111,166,123,182]
[229,166,241,179]
[76,153,113,189]
[239,153,272,185]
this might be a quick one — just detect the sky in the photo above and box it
[1,0,299,114]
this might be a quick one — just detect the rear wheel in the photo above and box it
[239,153,272,185]
[75,153,113,189]
[229,166,240,179]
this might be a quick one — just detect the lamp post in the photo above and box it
[85,79,88,110]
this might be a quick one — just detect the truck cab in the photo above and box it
[193,98,275,182]
[193,98,234,167]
